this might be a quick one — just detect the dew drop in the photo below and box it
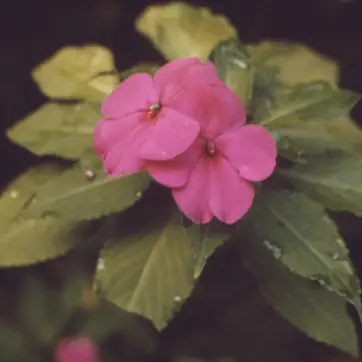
[263,239,283,259]
[135,191,142,198]
[97,258,105,270]
[332,253,339,261]
[297,150,304,158]
[231,58,248,69]
[9,190,19,199]
[173,296,182,303]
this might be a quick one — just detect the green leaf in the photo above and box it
[276,116,362,162]
[249,41,338,86]
[6,102,101,159]
[0,163,92,266]
[0,163,67,228]
[255,81,359,131]
[209,38,254,108]
[22,155,152,221]
[279,145,362,216]
[245,185,361,313]
[32,45,118,101]
[238,232,359,357]
[95,201,195,330]
[0,216,96,267]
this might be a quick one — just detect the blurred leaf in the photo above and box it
[279,145,362,216]
[244,186,361,313]
[6,102,101,160]
[0,216,95,266]
[19,275,85,344]
[238,232,359,357]
[249,41,338,86]
[80,298,160,358]
[23,155,152,221]
[0,163,67,228]
[135,2,236,60]
[208,38,254,108]
[32,45,118,101]
[0,163,92,266]
[0,325,39,362]
[254,81,359,131]
[96,203,195,330]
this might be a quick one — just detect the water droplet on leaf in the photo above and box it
[97,258,105,270]
[135,191,142,198]
[263,239,283,259]
[9,190,19,199]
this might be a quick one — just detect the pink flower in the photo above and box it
[145,84,277,224]
[54,338,98,362]
[93,58,221,177]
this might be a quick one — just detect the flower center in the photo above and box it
[205,140,216,157]
[147,103,161,121]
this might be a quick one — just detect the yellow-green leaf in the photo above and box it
[22,156,152,221]
[6,102,100,159]
[96,206,195,330]
[135,2,237,61]
[0,163,67,228]
[32,45,118,101]
[0,162,90,266]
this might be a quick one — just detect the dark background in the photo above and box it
[1,0,362,190]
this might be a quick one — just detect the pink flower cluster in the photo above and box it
[94,58,277,224]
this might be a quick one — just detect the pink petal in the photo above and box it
[103,123,149,176]
[101,73,158,119]
[145,139,203,187]
[93,113,142,157]
[172,157,213,224]
[209,155,255,224]
[217,124,277,182]
[140,107,200,161]
[166,82,245,140]
[153,58,219,103]
[54,338,98,362]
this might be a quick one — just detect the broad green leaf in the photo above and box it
[96,203,195,330]
[249,41,338,86]
[135,2,237,61]
[32,45,118,101]
[208,38,254,108]
[0,216,94,267]
[238,233,359,357]
[255,81,359,131]
[0,163,68,228]
[277,117,362,164]
[246,186,361,313]
[22,155,152,221]
[279,145,362,216]
[0,162,90,266]
[6,102,101,159]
